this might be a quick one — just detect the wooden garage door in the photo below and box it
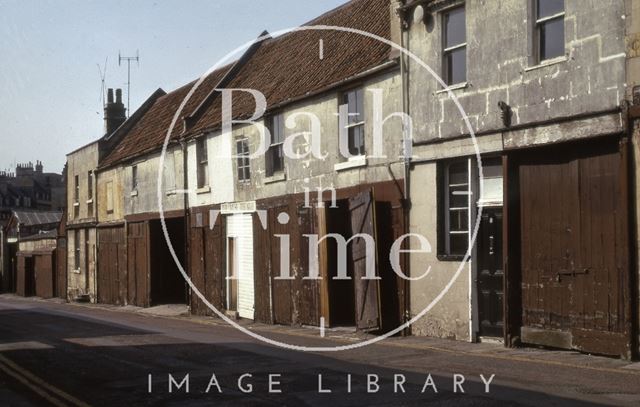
[97,227,126,305]
[518,137,631,357]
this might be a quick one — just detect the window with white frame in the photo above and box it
[534,0,565,62]
[442,6,466,86]
[236,137,250,182]
[266,113,285,176]
[196,137,209,189]
[341,88,365,157]
[440,160,470,257]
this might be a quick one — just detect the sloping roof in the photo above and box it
[97,0,393,168]
[21,229,57,242]
[188,0,393,134]
[12,211,62,226]
[99,65,232,168]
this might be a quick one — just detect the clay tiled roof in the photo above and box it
[188,0,393,134]
[99,0,393,167]
[99,64,232,168]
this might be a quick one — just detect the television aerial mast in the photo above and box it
[118,50,140,117]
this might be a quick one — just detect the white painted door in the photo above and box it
[226,213,254,320]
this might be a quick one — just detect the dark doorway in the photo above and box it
[227,237,238,312]
[477,207,504,338]
[375,201,401,332]
[149,218,187,305]
[8,243,17,293]
[323,191,385,332]
[325,199,355,327]
[24,256,35,297]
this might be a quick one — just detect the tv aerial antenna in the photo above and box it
[97,57,108,113]
[118,50,140,117]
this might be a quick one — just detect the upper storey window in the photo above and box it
[535,0,565,62]
[196,137,209,189]
[266,113,285,176]
[443,6,466,86]
[341,88,365,157]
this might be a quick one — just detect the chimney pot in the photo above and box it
[116,89,122,104]
[107,88,114,104]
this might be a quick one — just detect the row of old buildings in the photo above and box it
[10,0,640,359]
[0,161,64,295]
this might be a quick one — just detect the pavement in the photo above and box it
[1,294,640,406]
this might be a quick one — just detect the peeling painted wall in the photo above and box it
[96,167,124,223]
[187,130,235,207]
[66,143,98,224]
[122,146,186,217]
[222,70,405,202]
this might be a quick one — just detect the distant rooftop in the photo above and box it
[12,211,62,226]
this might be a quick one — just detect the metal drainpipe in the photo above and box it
[181,139,191,308]
[399,2,412,336]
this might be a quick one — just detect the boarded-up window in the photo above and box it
[131,165,138,192]
[106,181,114,214]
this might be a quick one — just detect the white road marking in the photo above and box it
[64,334,190,347]
[0,341,53,352]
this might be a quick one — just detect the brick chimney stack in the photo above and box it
[104,88,126,136]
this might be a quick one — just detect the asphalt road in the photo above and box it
[0,296,639,406]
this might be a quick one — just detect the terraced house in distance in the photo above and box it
[65,88,162,302]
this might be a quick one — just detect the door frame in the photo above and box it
[226,236,238,312]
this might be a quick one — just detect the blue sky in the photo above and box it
[0,0,346,173]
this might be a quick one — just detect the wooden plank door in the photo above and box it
[349,190,381,331]
[270,205,292,325]
[517,137,631,357]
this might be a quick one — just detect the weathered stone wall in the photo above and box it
[226,70,405,203]
[122,146,185,217]
[407,0,626,143]
[405,0,628,341]
[409,162,472,341]
[66,228,96,302]
[66,142,98,224]
[96,167,124,223]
